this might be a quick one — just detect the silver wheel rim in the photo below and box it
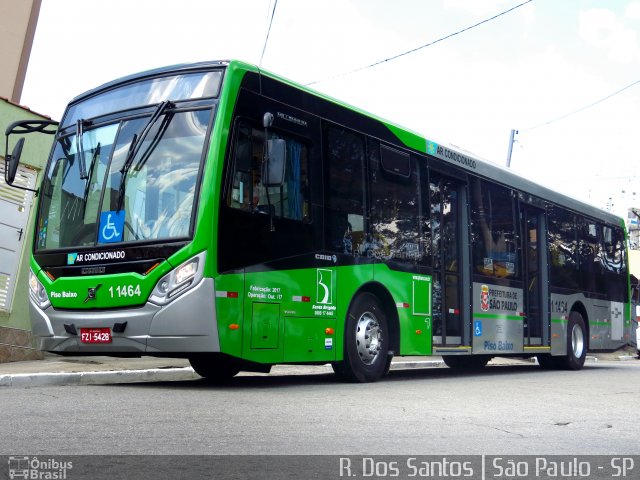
[355,311,383,365]
[571,323,585,359]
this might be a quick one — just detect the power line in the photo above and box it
[306,0,534,86]
[259,0,278,68]
[523,78,640,131]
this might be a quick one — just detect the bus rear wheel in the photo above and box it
[336,293,389,383]
[442,355,491,369]
[537,312,587,370]
[189,354,241,382]
[558,311,587,370]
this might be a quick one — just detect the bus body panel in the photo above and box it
[471,282,525,355]
[29,277,220,353]
[372,264,432,356]
[238,264,374,365]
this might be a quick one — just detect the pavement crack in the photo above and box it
[554,421,571,426]
[38,392,59,398]
[468,422,525,438]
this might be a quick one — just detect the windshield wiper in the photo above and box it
[120,100,173,176]
[75,119,89,180]
[81,143,101,211]
[117,100,174,212]
[132,111,173,172]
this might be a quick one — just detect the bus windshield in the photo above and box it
[36,107,213,250]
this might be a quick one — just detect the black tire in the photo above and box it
[330,361,346,378]
[189,354,241,382]
[442,355,491,369]
[536,354,557,369]
[382,353,394,377]
[557,311,588,370]
[337,293,389,383]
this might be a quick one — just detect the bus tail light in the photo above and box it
[149,252,206,306]
[29,270,51,309]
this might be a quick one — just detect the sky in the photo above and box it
[20,0,640,218]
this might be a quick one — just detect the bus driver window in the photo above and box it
[228,120,309,221]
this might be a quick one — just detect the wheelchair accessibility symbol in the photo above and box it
[98,210,125,243]
[474,320,483,337]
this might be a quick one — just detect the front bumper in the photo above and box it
[29,277,220,354]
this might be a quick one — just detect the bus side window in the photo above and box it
[470,178,519,279]
[229,123,261,211]
[228,120,309,221]
[601,226,627,273]
[324,125,365,254]
[368,140,422,263]
[548,206,580,290]
[599,225,628,302]
[578,220,600,272]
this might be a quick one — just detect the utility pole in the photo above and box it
[506,129,518,167]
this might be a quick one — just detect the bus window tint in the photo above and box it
[470,179,519,279]
[228,121,309,221]
[324,125,365,254]
[601,226,627,273]
[577,218,601,293]
[37,125,118,249]
[548,207,580,290]
[113,110,211,241]
[229,123,261,211]
[369,141,421,263]
[600,225,628,302]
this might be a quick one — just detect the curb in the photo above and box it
[390,360,445,370]
[0,360,447,387]
[0,367,200,388]
[1,355,636,387]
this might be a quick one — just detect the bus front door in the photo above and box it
[520,204,549,348]
[430,173,468,347]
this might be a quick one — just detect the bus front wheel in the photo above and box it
[336,293,389,383]
[189,354,241,382]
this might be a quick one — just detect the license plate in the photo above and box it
[80,328,112,344]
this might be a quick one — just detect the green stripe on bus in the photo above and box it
[473,313,522,321]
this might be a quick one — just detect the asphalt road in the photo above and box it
[1,361,638,456]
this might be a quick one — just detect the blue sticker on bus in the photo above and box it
[474,320,483,336]
[98,211,125,243]
[426,141,439,156]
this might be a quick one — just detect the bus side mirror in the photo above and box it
[5,137,25,185]
[262,139,286,186]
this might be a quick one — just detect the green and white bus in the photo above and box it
[5,60,633,382]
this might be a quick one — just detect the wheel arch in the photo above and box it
[349,281,400,356]
[570,301,590,350]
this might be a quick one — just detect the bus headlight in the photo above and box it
[149,252,206,306]
[29,270,51,309]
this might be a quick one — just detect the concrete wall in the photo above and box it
[0,99,53,361]
[0,0,41,101]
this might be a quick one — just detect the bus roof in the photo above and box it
[68,59,623,228]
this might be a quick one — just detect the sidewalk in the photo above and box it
[0,349,636,388]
